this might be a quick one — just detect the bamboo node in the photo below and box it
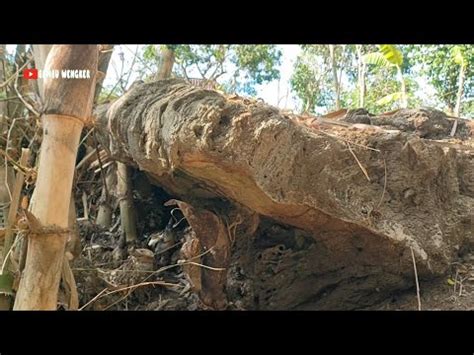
[45,114,87,127]
[17,210,71,238]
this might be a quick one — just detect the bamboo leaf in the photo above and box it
[363,52,390,67]
[378,45,404,66]
[376,92,403,106]
[452,46,465,66]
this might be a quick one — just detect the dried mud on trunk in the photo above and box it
[86,79,474,310]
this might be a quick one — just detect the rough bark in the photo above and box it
[94,45,114,102]
[94,79,474,309]
[14,45,97,310]
[156,46,175,80]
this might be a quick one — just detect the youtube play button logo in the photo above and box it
[23,69,38,79]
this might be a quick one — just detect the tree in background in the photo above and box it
[290,44,428,114]
[140,45,282,96]
[452,46,469,117]
[405,45,474,116]
[290,48,329,113]
[290,45,355,113]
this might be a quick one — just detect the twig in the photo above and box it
[0,58,32,89]
[122,45,140,91]
[453,269,459,294]
[123,45,156,75]
[75,148,97,170]
[82,192,89,220]
[410,247,422,311]
[78,288,108,310]
[178,260,226,271]
[102,280,180,311]
[0,149,29,174]
[80,281,179,310]
[154,241,183,256]
[109,218,121,233]
[346,143,370,182]
[1,233,21,273]
[316,129,381,152]
[376,156,388,210]
[13,63,40,117]
[79,127,94,148]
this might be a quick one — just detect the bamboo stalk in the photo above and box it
[0,149,30,310]
[96,164,116,228]
[117,162,137,243]
[13,45,97,310]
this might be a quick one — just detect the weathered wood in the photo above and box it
[94,79,474,309]
[94,45,114,102]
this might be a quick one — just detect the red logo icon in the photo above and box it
[23,69,38,80]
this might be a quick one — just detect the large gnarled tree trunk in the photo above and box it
[94,80,474,309]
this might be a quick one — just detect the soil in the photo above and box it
[71,218,474,310]
[70,180,474,310]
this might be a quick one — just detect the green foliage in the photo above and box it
[344,67,420,114]
[233,45,282,85]
[133,44,474,116]
[378,45,403,66]
[376,92,404,106]
[462,99,474,117]
[139,45,282,95]
[404,45,474,112]
[452,46,466,67]
[364,52,391,67]
[364,45,404,68]
[143,45,158,62]
[290,45,356,113]
[290,51,325,112]
[363,45,408,108]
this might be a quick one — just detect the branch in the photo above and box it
[0,58,32,89]
[13,62,40,116]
